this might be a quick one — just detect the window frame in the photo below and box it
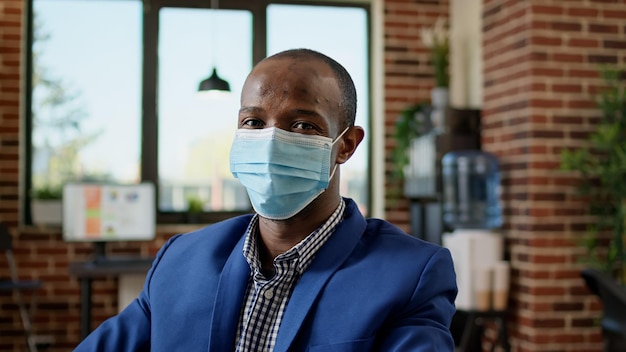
[24,0,372,225]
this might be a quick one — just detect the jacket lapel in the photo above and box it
[208,233,250,352]
[273,200,367,352]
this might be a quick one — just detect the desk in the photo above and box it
[452,309,510,352]
[68,258,154,339]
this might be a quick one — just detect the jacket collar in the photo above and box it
[207,198,367,352]
[274,198,367,351]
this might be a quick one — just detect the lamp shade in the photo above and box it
[198,67,230,92]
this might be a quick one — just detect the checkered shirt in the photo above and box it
[234,199,346,352]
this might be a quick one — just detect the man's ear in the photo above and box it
[336,126,365,164]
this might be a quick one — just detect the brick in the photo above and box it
[567,7,599,17]
[1,33,20,41]
[550,21,582,31]
[531,35,562,46]
[2,7,21,15]
[604,40,626,49]
[552,84,582,93]
[0,20,19,28]
[602,9,626,19]
[589,54,618,63]
[553,333,585,343]
[534,318,567,328]
[533,5,564,15]
[568,38,599,48]
[572,318,597,328]
[552,53,584,63]
[555,269,585,279]
[554,115,584,124]
[569,69,599,78]
[588,23,619,33]
[530,67,564,77]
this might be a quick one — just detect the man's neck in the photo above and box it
[256,193,341,265]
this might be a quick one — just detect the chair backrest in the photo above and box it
[0,223,50,352]
[0,222,12,251]
[581,268,626,335]
[0,222,20,283]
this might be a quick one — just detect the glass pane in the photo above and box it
[32,0,142,191]
[158,8,252,212]
[268,4,370,214]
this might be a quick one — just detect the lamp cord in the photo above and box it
[210,0,219,68]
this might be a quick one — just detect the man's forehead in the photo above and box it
[252,55,332,77]
[242,58,336,98]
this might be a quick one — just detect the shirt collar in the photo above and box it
[242,199,346,277]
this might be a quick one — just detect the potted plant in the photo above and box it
[419,17,450,131]
[30,185,63,226]
[561,67,626,283]
[390,103,431,195]
[186,195,204,224]
[389,18,450,197]
[560,66,626,350]
[419,17,449,90]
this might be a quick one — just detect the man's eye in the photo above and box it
[293,122,315,130]
[242,119,264,128]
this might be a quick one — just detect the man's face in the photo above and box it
[238,57,344,140]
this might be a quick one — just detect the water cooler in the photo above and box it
[441,150,507,310]
[441,150,510,351]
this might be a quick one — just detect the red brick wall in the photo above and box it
[0,1,28,349]
[479,0,625,351]
[0,0,21,226]
[384,0,625,351]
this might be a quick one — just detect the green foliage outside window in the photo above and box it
[186,196,205,214]
[30,185,63,200]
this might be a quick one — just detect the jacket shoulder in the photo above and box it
[160,214,253,261]
[364,218,438,249]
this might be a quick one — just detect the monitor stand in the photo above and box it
[90,242,154,267]
[92,241,108,264]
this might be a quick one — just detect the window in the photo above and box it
[29,0,142,194]
[26,0,371,224]
[157,8,252,212]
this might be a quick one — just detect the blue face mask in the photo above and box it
[229,127,348,220]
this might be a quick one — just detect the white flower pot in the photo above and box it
[431,87,449,108]
[403,133,437,197]
[431,87,449,132]
[31,200,62,226]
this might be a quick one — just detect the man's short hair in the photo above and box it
[263,49,358,130]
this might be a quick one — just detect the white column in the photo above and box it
[450,0,483,109]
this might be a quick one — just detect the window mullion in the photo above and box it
[142,1,159,207]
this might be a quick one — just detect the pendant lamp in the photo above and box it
[198,67,230,92]
[197,0,230,93]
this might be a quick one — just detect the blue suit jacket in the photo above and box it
[76,199,457,351]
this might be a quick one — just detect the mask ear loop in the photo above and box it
[331,127,350,146]
[329,126,351,181]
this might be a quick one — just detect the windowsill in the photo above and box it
[19,223,211,236]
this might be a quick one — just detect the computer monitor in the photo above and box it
[63,182,156,243]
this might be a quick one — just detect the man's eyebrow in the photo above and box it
[239,106,263,114]
[292,109,322,118]
[293,109,319,115]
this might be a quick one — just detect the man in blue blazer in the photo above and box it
[75,48,457,351]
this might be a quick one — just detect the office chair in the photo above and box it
[581,268,626,352]
[0,223,51,352]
